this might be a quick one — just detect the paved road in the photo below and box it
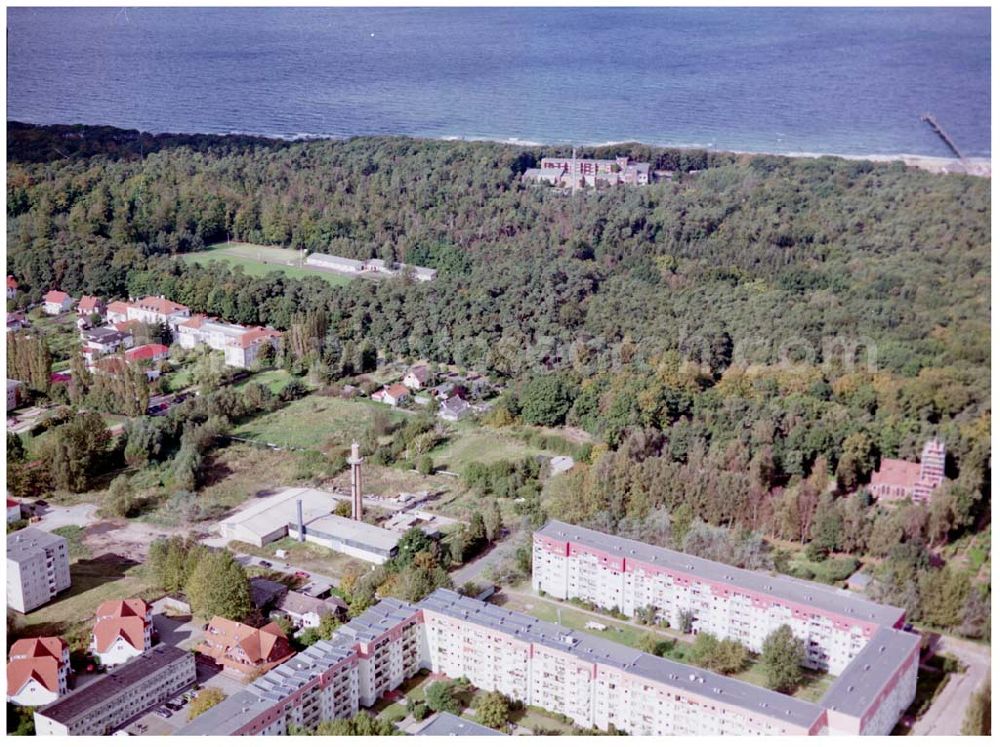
[913,635,991,735]
[30,502,99,531]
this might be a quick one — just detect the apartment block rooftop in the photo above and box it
[7,526,66,562]
[339,597,421,644]
[536,520,904,628]
[420,589,824,729]
[36,646,189,724]
[819,626,922,717]
[177,637,358,735]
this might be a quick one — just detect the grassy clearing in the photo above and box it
[232,394,410,450]
[197,442,305,509]
[427,421,554,473]
[512,705,577,735]
[235,368,296,394]
[181,242,353,286]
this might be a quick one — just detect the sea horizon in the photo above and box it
[7,7,991,159]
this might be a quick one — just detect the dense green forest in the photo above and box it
[6,123,991,629]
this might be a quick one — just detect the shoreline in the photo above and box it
[10,119,991,177]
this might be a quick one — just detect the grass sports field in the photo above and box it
[180,242,353,285]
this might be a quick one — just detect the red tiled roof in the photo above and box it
[7,657,60,696]
[178,314,208,330]
[78,295,101,312]
[92,617,146,654]
[7,497,20,509]
[50,372,71,383]
[111,320,142,334]
[134,296,189,315]
[386,383,410,398]
[43,290,69,304]
[124,343,169,362]
[199,616,293,673]
[10,636,66,661]
[870,458,921,490]
[106,300,130,315]
[237,326,281,349]
[95,598,149,620]
[7,276,18,290]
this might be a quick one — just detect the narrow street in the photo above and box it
[913,635,991,735]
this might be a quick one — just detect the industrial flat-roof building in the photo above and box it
[34,645,195,736]
[6,527,71,613]
[219,487,399,564]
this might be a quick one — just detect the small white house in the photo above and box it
[42,290,74,316]
[372,384,411,408]
[403,365,433,391]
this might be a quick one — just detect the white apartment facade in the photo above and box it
[177,315,281,368]
[532,520,903,675]
[6,528,72,613]
[33,646,195,735]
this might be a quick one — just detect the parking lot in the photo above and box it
[118,657,244,735]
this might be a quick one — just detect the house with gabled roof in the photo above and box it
[43,290,74,315]
[77,296,105,318]
[197,616,294,679]
[403,364,434,391]
[91,599,153,667]
[7,636,70,706]
[371,383,410,407]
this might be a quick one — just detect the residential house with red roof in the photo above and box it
[371,383,411,407]
[7,275,18,300]
[42,290,74,316]
[91,599,153,667]
[77,296,105,319]
[7,637,70,706]
[197,616,294,678]
[105,300,131,325]
[126,295,191,328]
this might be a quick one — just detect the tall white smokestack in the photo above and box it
[296,498,305,541]
[348,442,364,521]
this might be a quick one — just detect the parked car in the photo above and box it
[155,707,172,718]
[259,560,272,568]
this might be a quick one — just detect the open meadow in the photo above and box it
[180,242,354,285]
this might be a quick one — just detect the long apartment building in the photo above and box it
[34,645,195,736]
[6,527,72,613]
[181,582,916,737]
[532,520,905,675]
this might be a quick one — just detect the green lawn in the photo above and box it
[12,557,161,643]
[235,368,296,394]
[232,394,410,450]
[26,308,80,368]
[181,242,353,286]
[427,421,554,473]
